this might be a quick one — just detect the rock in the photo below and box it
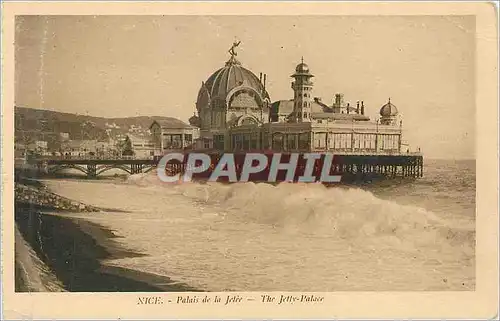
[15,182,102,213]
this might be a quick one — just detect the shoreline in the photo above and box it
[14,176,203,292]
[14,165,475,292]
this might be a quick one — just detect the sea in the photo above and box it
[42,158,475,291]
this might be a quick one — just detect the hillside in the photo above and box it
[15,106,189,148]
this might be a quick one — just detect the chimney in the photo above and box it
[263,74,267,90]
[347,103,350,114]
[335,93,341,107]
[259,72,263,83]
[361,101,365,115]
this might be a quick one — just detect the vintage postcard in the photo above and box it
[1,1,498,319]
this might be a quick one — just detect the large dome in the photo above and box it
[206,60,269,100]
[196,57,270,111]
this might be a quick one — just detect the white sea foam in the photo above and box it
[126,172,475,251]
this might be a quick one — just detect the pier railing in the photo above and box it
[21,150,423,180]
[322,150,423,156]
[30,155,154,161]
[30,150,422,162]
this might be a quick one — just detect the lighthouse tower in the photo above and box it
[291,57,314,123]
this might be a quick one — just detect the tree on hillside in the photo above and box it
[121,136,134,156]
[81,120,97,140]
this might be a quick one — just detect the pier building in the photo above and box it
[188,43,415,158]
[180,42,423,180]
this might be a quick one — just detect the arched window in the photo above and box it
[304,102,307,107]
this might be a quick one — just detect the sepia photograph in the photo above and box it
[2,2,498,320]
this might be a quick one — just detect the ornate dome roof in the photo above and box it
[201,59,269,100]
[295,62,309,73]
[292,57,313,77]
[380,98,399,117]
[188,114,201,127]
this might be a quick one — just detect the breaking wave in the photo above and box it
[126,172,475,254]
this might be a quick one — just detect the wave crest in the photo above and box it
[126,172,475,252]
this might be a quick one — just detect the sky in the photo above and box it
[15,15,475,159]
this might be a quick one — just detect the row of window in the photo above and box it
[295,92,311,98]
[293,85,312,91]
[313,133,399,150]
[162,134,194,149]
[296,101,311,108]
[272,133,311,150]
[268,133,400,151]
[299,112,310,119]
[204,132,399,152]
[162,134,193,141]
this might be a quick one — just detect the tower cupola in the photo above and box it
[379,98,399,125]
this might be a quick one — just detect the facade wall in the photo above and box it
[219,122,403,154]
[199,88,268,133]
[206,106,226,129]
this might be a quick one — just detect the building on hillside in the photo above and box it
[95,140,118,157]
[105,122,121,129]
[61,140,97,157]
[128,124,146,134]
[59,132,70,141]
[150,120,200,155]
[34,140,48,154]
[19,140,51,156]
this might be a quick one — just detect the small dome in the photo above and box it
[295,62,309,73]
[380,98,399,117]
[292,57,313,77]
[188,114,201,127]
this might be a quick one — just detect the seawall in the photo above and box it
[15,224,65,292]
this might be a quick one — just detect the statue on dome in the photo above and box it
[228,40,241,57]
